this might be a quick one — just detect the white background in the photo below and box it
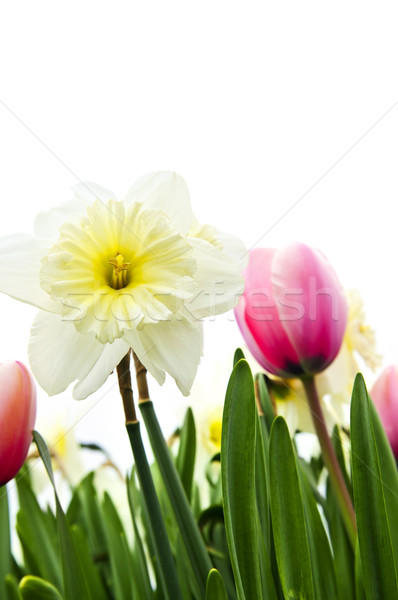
[1,1,398,473]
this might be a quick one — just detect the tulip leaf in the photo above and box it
[19,576,63,600]
[176,407,196,503]
[32,431,92,600]
[255,374,276,434]
[351,374,398,599]
[221,359,262,600]
[269,416,315,600]
[206,569,228,600]
[233,348,245,366]
[4,574,23,600]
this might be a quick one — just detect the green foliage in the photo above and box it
[2,356,398,599]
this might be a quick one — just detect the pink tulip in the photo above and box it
[0,361,37,485]
[235,243,348,378]
[371,366,398,457]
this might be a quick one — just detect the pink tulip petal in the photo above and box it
[0,362,37,485]
[271,242,347,375]
[371,366,398,457]
[241,248,302,376]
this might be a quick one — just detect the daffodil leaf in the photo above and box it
[16,476,62,590]
[269,416,315,600]
[176,407,196,503]
[298,464,338,600]
[351,374,398,599]
[19,576,63,600]
[4,574,23,600]
[139,401,212,597]
[221,359,262,600]
[32,431,92,600]
[325,478,355,600]
[68,526,108,600]
[206,569,228,600]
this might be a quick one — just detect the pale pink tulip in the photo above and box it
[235,243,348,378]
[371,366,398,457]
[0,361,37,485]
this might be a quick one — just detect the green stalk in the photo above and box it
[117,353,182,600]
[302,376,357,549]
[133,354,212,597]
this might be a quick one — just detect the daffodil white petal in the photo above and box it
[73,338,130,400]
[0,234,56,311]
[184,238,244,319]
[125,171,193,235]
[73,181,116,205]
[215,231,248,270]
[123,319,203,396]
[28,311,104,395]
[34,199,87,241]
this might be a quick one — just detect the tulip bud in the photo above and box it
[370,366,398,457]
[0,361,37,485]
[235,243,347,378]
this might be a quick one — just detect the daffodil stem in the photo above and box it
[117,354,182,600]
[302,376,357,549]
[133,356,212,597]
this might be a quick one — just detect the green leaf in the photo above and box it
[221,359,262,600]
[139,402,212,597]
[4,574,23,600]
[19,576,63,600]
[0,486,11,599]
[351,374,398,599]
[269,416,315,600]
[101,492,133,600]
[176,407,196,502]
[255,374,276,434]
[206,569,228,600]
[298,464,338,600]
[69,525,109,600]
[16,476,62,589]
[325,478,355,600]
[32,431,92,600]
[368,397,398,574]
[233,348,245,366]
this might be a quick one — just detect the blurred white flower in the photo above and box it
[0,172,245,399]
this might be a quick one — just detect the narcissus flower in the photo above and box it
[0,172,245,398]
[370,366,398,457]
[235,243,347,378]
[0,361,37,485]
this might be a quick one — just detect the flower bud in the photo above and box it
[370,366,398,457]
[0,361,37,485]
[235,243,347,378]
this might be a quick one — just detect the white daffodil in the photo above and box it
[0,172,245,399]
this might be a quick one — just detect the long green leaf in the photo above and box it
[351,374,398,599]
[176,407,196,503]
[206,569,228,600]
[221,359,262,600]
[269,416,315,600]
[139,401,212,597]
[298,464,338,600]
[32,431,92,600]
[19,576,63,600]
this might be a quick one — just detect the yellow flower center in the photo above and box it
[209,419,222,448]
[108,253,130,290]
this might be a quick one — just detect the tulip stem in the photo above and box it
[302,376,357,549]
[116,352,182,600]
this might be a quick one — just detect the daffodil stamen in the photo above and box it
[108,253,130,290]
